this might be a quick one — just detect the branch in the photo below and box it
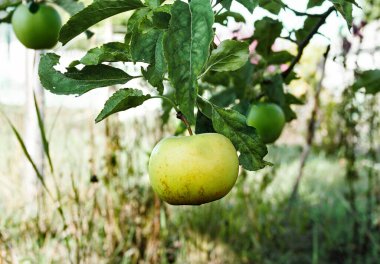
[286,45,331,211]
[281,6,335,79]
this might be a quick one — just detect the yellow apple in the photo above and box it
[148,133,239,205]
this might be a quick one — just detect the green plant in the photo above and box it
[246,103,285,144]
[149,133,239,205]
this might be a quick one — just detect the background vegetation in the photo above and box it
[0,0,380,263]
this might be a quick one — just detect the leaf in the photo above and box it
[285,93,304,105]
[330,0,354,27]
[195,110,215,134]
[235,0,258,13]
[33,94,54,173]
[54,0,84,15]
[95,88,151,122]
[266,50,295,65]
[0,112,50,195]
[296,16,320,42]
[262,74,285,106]
[215,11,246,26]
[152,4,172,29]
[164,0,214,124]
[130,18,162,63]
[59,0,145,45]
[352,70,380,94]
[204,40,249,73]
[197,97,269,171]
[307,0,325,8]
[253,17,283,57]
[258,0,283,14]
[141,32,167,94]
[39,53,134,96]
[220,0,233,10]
[80,42,131,65]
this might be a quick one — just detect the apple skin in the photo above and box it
[246,103,285,144]
[12,4,62,50]
[148,133,239,205]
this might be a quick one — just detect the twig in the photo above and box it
[282,7,335,79]
[287,45,330,210]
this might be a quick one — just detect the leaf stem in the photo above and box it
[176,111,193,136]
[151,95,180,112]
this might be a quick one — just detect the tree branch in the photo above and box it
[281,6,335,79]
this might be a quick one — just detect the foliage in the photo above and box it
[3,0,352,172]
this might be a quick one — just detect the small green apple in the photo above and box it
[12,3,62,50]
[148,133,239,205]
[246,103,285,144]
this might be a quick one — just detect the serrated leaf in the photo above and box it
[39,53,134,96]
[253,17,283,57]
[96,88,151,122]
[59,0,145,45]
[142,32,166,94]
[164,0,214,124]
[197,97,269,171]
[204,40,249,73]
[352,70,380,94]
[80,42,131,65]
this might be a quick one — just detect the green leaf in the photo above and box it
[198,97,269,171]
[164,0,214,124]
[95,88,151,122]
[352,70,380,94]
[131,26,162,63]
[266,50,295,65]
[285,93,304,105]
[54,0,84,15]
[262,74,285,106]
[307,0,325,8]
[59,0,145,45]
[253,17,283,57]
[39,53,134,96]
[215,11,246,26]
[195,110,215,134]
[152,4,172,29]
[330,0,354,27]
[258,0,283,14]
[142,32,167,94]
[33,94,54,173]
[80,42,131,65]
[236,0,258,13]
[204,40,249,73]
[220,0,233,10]
[296,16,320,42]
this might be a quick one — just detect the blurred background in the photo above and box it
[0,0,380,263]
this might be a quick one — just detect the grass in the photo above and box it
[0,103,379,263]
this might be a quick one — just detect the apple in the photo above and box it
[246,103,285,144]
[148,133,239,205]
[12,3,62,50]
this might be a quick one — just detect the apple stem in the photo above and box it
[176,111,193,136]
[150,95,194,135]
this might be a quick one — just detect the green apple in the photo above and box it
[246,103,285,144]
[148,133,239,205]
[12,3,62,50]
